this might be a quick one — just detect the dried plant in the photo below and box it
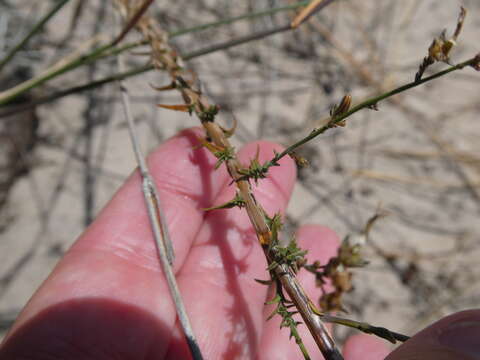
[0,1,479,359]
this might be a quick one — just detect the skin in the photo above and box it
[0,128,477,360]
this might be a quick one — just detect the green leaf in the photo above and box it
[202,192,244,211]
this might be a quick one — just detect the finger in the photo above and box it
[386,309,480,360]
[165,141,297,360]
[0,128,231,359]
[343,334,390,360]
[257,225,341,360]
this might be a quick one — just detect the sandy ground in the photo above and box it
[1,0,479,350]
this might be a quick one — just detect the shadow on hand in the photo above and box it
[0,298,184,360]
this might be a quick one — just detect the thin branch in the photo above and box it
[169,0,312,37]
[321,314,410,343]
[114,0,343,357]
[0,18,320,114]
[0,35,107,106]
[0,0,324,108]
[263,55,480,169]
[184,23,292,59]
[0,0,72,71]
[117,52,203,360]
[291,0,336,28]
[0,63,151,118]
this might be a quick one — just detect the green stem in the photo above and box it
[0,40,111,106]
[183,24,291,60]
[0,22,295,112]
[0,0,72,72]
[268,56,480,166]
[0,1,311,107]
[321,314,410,343]
[16,64,152,111]
[0,38,148,107]
[169,1,310,37]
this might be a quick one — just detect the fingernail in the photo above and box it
[438,319,480,358]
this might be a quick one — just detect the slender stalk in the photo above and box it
[169,0,312,37]
[114,3,202,356]
[111,0,342,357]
[321,314,410,343]
[0,36,108,106]
[183,23,291,59]
[0,20,306,112]
[0,0,316,107]
[0,0,72,71]
[203,109,344,360]
[112,0,154,46]
[267,55,480,166]
[291,0,336,28]
[117,53,203,360]
[0,64,152,117]
[274,264,343,359]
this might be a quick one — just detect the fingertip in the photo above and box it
[343,334,391,360]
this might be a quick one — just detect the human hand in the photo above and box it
[0,128,477,359]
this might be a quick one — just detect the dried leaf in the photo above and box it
[150,82,176,91]
[156,103,191,112]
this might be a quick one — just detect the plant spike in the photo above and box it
[202,192,245,211]
[113,1,344,358]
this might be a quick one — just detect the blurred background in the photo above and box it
[1,0,479,347]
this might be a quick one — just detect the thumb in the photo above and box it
[386,310,480,360]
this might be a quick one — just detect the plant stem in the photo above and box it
[0,36,109,106]
[321,314,410,343]
[268,56,480,166]
[183,23,291,59]
[273,264,343,359]
[117,52,203,360]
[169,0,311,37]
[199,116,344,359]
[4,21,474,114]
[0,0,314,107]
[291,0,336,28]
[113,0,343,356]
[0,0,72,71]
[0,21,300,111]
[0,63,152,117]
